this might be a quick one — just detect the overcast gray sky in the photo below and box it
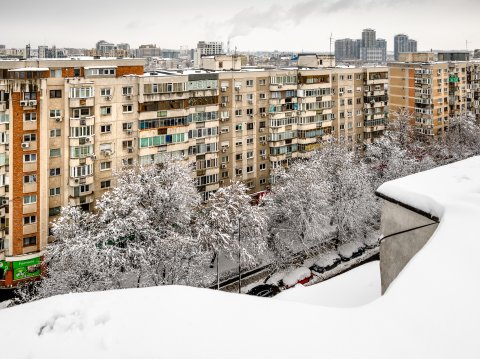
[2,0,479,52]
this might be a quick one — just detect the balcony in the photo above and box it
[69,97,94,108]
[70,115,95,127]
[364,125,385,133]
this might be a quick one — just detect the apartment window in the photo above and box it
[50,129,61,137]
[347,75,352,80]
[23,215,36,225]
[339,75,344,81]
[221,126,229,133]
[100,106,112,115]
[72,108,91,118]
[235,154,243,161]
[49,90,62,98]
[235,168,243,176]
[122,87,132,96]
[259,107,266,114]
[23,236,37,247]
[221,171,228,178]
[122,122,133,131]
[260,178,266,185]
[221,156,229,163]
[246,80,254,86]
[356,110,362,116]
[339,87,345,93]
[49,207,61,217]
[259,121,266,129]
[49,187,61,196]
[49,109,61,118]
[101,88,111,96]
[122,140,133,149]
[340,112,345,119]
[23,133,36,142]
[259,136,266,142]
[23,174,37,183]
[235,109,242,116]
[49,148,61,157]
[235,95,242,102]
[100,161,112,171]
[100,124,112,133]
[340,124,345,130]
[24,113,37,122]
[356,98,362,105]
[259,79,266,85]
[123,158,134,166]
[259,149,266,156]
[246,137,254,145]
[101,180,111,189]
[70,87,93,98]
[356,74,362,80]
[246,151,254,159]
[23,154,37,162]
[259,163,266,170]
[122,104,133,113]
[235,139,243,146]
[235,124,243,131]
[50,69,62,78]
[23,194,37,205]
[347,99,353,106]
[74,68,81,76]
[246,165,253,173]
[49,168,61,176]
[246,108,254,116]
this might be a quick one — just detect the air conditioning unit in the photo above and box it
[235,85,241,91]
[90,154,96,160]
[219,180,224,185]
[339,93,344,96]
[21,142,30,149]
[55,117,63,122]
[222,148,227,153]
[74,178,80,183]
[261,113,266,117]
[0,199,7,206]
[259,128,265,132]
[221,87,227,92]
[28,100,37,106]
[221,118,228,122]
[103,149,112,156]
[221,164,226,169]
[221,103,227,107]
[84,137,90,143]
[126,130,133,135]
[127,147,134,153]
[20,100,28,106]
[261,141,267,145]
[248,99,253,104]
[105,95,112,101]
[261,155,267,160]
[126,94,132,100]
[80,119,86,126]
[277,84,282,89]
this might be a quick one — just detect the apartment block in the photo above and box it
[0,57,388,288]
[388,53,480,136]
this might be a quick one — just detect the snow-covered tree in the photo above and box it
[196,182,268,278]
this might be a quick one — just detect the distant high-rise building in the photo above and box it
[38,45,48,58]
[394,34,418,60]
[362,29,376,48]
[24,44,31,59]
[96,40,116,56]
[334,38,357,61]
[138,44,161,58]
[376,39,387,62]
[194,41,223,68]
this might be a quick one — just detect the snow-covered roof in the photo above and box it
[8,67,49,72]
[1,157,480,358]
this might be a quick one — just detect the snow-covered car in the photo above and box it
[282,267,313,289]
[246,284,281,298]
[338,241,366,261]
[309,252,342,274]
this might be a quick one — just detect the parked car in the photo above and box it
[282,267,313,289]
[338,241,366,261]
[309,252,342,274]
[246,284,281,298]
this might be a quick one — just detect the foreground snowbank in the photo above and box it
[1,157,480,358]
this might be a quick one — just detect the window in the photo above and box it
[49,90,62,98]
[69,87,93,98]
[49,206,61,217]
[49,109,61,118]
[246,151,254,159]
[49,148,61,157]
[246,165,253,173]
[49,187,60,196]
[259,107,266,114]
[23,174,37,183]
[122,87,132,96]
[259,79,266,85]
[74,68,80,77]
[221,171,228,178]
[24,113,37,121]
[50,129,61,137]
[347,75,352,80]
[101,88,111,96]
[235,139,243,146]
[235,109,242,116]
[100,106,112,115]
[246,137,254,145]
[259,93,266,99]
[23,92,37,100]
[246,108,254,116]
[50,69,62,78]
[123,158,134,166]
[259,163,266,170]
[49,168,61,176]
[70,164,93,178]
[235,95,242,102]
[23,133,36,142]
[122,122,133,131]
[100,161,112,170]
[122,140,133,150]
[23,215,36,225]
[23,236,37,247]
[246,122,254,130]
[260,178,266,185]
[235,154,243,161]
[235,124,243,131]
[24,154,37,162]
[72,108,91,118]
[246,80,254,86]
[23,194,37,205]
[122,104,133,113]
[235,168,243,176]
[100,124,111,133]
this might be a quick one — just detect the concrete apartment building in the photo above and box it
[388,52,480,136]
[0,56,388,288]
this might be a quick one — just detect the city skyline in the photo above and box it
[2,0,479,52]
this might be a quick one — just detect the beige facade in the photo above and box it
[0,57,388,288]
